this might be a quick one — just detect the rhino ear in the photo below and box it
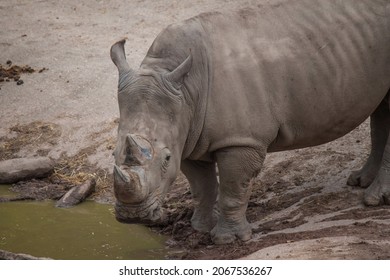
[110,38,133,75]
[164,54,192,90]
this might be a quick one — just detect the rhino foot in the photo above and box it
[191,207,218,233]
[210,219,252,245]
[347,167,378,188]
[364,170,390,206]
[348,100,389,188]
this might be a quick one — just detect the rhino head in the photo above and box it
[110,39,192,225]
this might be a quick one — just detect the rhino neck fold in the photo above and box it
[181,71,210,160]
[180,20,212,160]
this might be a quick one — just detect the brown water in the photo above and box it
[0,185,167,260]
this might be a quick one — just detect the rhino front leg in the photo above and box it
[211,147,265,244]
[348,98,390,187]
[181,160,219,232]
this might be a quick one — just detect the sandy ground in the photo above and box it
[1,0,390,259]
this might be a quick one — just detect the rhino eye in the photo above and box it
[161,152,171,173]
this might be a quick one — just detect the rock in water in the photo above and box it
[55,179,96,208]
[0,157,55,184]
[0,249,51,260]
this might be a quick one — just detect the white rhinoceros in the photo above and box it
[110,0,390,244]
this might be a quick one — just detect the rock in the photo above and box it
[0,249,52,260]
[0,157,55,184]
[55,179,96,208]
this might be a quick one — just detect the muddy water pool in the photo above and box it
[0,185,167,259]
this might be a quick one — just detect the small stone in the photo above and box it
[16,79,24,85]
[6,60,12,65]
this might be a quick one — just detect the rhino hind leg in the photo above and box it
[181,160,219,232]
[211,147,265,244]
[360,91,390,206]
[347,95,390,188]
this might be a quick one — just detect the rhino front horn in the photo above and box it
[113,164,130,183]
[113,164,147,204]
[110,38,133,75]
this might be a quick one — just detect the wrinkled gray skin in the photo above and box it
[111,0,390,244]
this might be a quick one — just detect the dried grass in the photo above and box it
[52,154,94,185]
[50,147,113,201]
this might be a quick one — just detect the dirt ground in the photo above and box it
[1,0,389,260]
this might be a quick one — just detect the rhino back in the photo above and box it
[195,0,390,154]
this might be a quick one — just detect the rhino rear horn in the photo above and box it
[164,54,192,89]
[110,38,132,75]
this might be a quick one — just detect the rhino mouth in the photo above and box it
[114,197,165,225]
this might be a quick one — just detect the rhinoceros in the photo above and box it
[110,0,390,244]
